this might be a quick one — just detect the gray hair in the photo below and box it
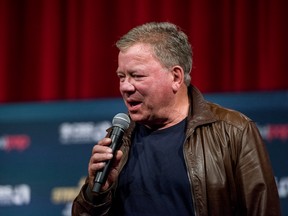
[116,22,193,86]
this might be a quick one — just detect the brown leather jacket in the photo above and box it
[72,85,281,216]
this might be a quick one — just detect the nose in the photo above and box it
[119,78,135,93]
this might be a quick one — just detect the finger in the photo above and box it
[89,149,122,174]
[114,149,123,162]
[107,150,123,175]
[98,137,112,146]
[89,150,124,191]
[88,161,106,175]
[91,138,112,154]
[90,151,113,164]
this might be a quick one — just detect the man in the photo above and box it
[72,22,281,215]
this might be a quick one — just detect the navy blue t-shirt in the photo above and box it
[113,118,194,216]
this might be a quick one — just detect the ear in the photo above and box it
[171,66,185,92]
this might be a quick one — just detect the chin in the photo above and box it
[128,112,146,123]
[128,113,141,122]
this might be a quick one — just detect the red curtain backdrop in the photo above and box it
[0,0,287,103]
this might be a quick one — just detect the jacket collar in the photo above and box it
[187,85,217,132]
[124,85,217,136]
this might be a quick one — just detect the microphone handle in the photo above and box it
[92,127,124,193]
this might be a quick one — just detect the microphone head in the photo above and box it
[112,113,130,130]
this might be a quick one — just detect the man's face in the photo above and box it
[116,43,175,126]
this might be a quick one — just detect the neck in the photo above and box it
[145,86,189,130]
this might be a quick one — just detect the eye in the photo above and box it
[131,73,144,80]
[117,72,126,82]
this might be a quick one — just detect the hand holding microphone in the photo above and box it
[89,113,130,193]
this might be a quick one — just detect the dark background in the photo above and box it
[0,0,287,103]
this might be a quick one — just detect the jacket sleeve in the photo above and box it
[71,181,113,216]
[236,121,281,216]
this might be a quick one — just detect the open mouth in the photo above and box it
[129,101,140,107]
[130,101,141,107]
[126,100,142,110]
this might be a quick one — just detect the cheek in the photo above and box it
[153,81,172,95]
[146,84,172,105]
[119,85,124,95]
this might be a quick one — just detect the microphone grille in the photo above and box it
[112,113,130,130]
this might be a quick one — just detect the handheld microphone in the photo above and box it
[92,113,130,193]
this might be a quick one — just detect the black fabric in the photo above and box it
[113,118,194,216]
